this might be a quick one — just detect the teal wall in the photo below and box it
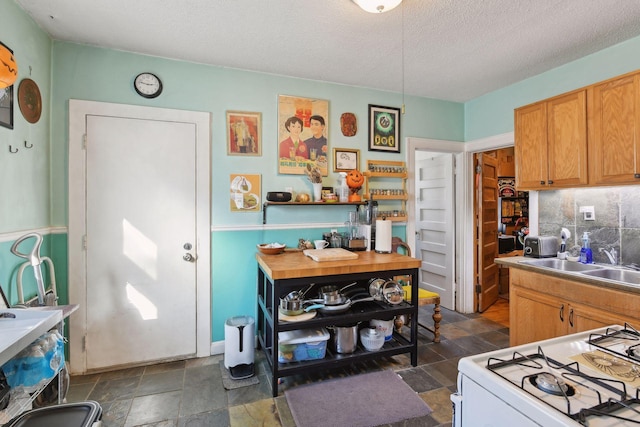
[0,0,53,307]
[0,0,52,233]
[49,42,464,228]
[465,35,640,141]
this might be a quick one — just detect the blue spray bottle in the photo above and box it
[579,232,593,264]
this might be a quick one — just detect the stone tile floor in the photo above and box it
[65,301,510,426]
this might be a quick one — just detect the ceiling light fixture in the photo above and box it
[353,0,402,13]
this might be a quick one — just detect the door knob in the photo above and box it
[183,253,196,262]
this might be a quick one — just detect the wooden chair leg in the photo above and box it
[432,302,441,343]
[415,300,441,343]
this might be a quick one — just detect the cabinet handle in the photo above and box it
[569,308,574,327]
[540,180,546,185]
[548,180,554,185]
[635,173,640,179]
[559,304,564,322]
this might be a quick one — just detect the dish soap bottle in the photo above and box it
[338,172,349,203]
[579,232,593,264]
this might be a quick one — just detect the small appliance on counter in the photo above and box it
[342,211,367,251]
[523,235,558,258]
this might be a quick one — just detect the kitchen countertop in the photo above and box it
[0,304,78,367]
[496,256,640,295]
[256,251,420,280]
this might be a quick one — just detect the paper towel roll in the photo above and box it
[375,219,392,253]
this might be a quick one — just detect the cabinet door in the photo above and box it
[568,302,631,334]
[515,102,548,190]
[547,90,588,187]
[589,72,640,185]
[510,286,566,346]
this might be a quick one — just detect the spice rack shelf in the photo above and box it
[363,160,408,222]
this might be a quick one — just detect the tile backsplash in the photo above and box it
[538,186,640,268]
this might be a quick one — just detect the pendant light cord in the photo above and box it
[401,1,405,114]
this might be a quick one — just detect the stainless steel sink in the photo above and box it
[580,268,640,285]
[519,258,604,272]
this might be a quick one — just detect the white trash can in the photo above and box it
[224,316,255,379]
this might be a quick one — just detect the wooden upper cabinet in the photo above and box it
[588,71,640,185]
[515,90,588,190]
[515,102,547,189]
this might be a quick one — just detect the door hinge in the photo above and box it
[475,284,481,294]
[82,235,87,250]
[82,134,87,149]
[82,335,86,352]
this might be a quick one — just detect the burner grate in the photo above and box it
[588,323,640,364]
[487,346,635,424]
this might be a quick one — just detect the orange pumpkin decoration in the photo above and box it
[346,169,364,202]
[0,42,18,89]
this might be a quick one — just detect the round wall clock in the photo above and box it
[18,78,42,124]
[134,72,163,98]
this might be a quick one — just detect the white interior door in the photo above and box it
[68,100,211,374]
[86,116,197,369]
[415,153,455,310]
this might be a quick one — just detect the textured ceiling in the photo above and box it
[15,0,640,102]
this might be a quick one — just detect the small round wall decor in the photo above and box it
[18,78,42,123]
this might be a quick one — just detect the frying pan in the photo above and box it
[368,279,405,305]
[307,295,376,315]
[318,282,358,305]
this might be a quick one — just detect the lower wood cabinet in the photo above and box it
[509,268,637,346]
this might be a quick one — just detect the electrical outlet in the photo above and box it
[579,206,595,221]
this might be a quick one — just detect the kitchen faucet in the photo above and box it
[599,247,617,265]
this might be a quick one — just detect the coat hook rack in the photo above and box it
[9,145,18,154]
[24,141,33,149]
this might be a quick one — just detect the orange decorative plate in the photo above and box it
[340,112,357,137]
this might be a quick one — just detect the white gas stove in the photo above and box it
[451,324,640,426]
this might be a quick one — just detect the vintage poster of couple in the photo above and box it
[278,95,329,176]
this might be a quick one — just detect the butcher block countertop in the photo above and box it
[256,251,420,280]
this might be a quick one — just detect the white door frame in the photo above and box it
[68,99,211,374]
[407,132,517,314]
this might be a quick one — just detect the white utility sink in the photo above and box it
[0,308,63,367]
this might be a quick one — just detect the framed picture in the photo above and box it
[333,148,360,172]
[0,85,13,130]
[227,111,261,156]
[278,95,329,176]
[368,104,401,153]
[230,174,261,212]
